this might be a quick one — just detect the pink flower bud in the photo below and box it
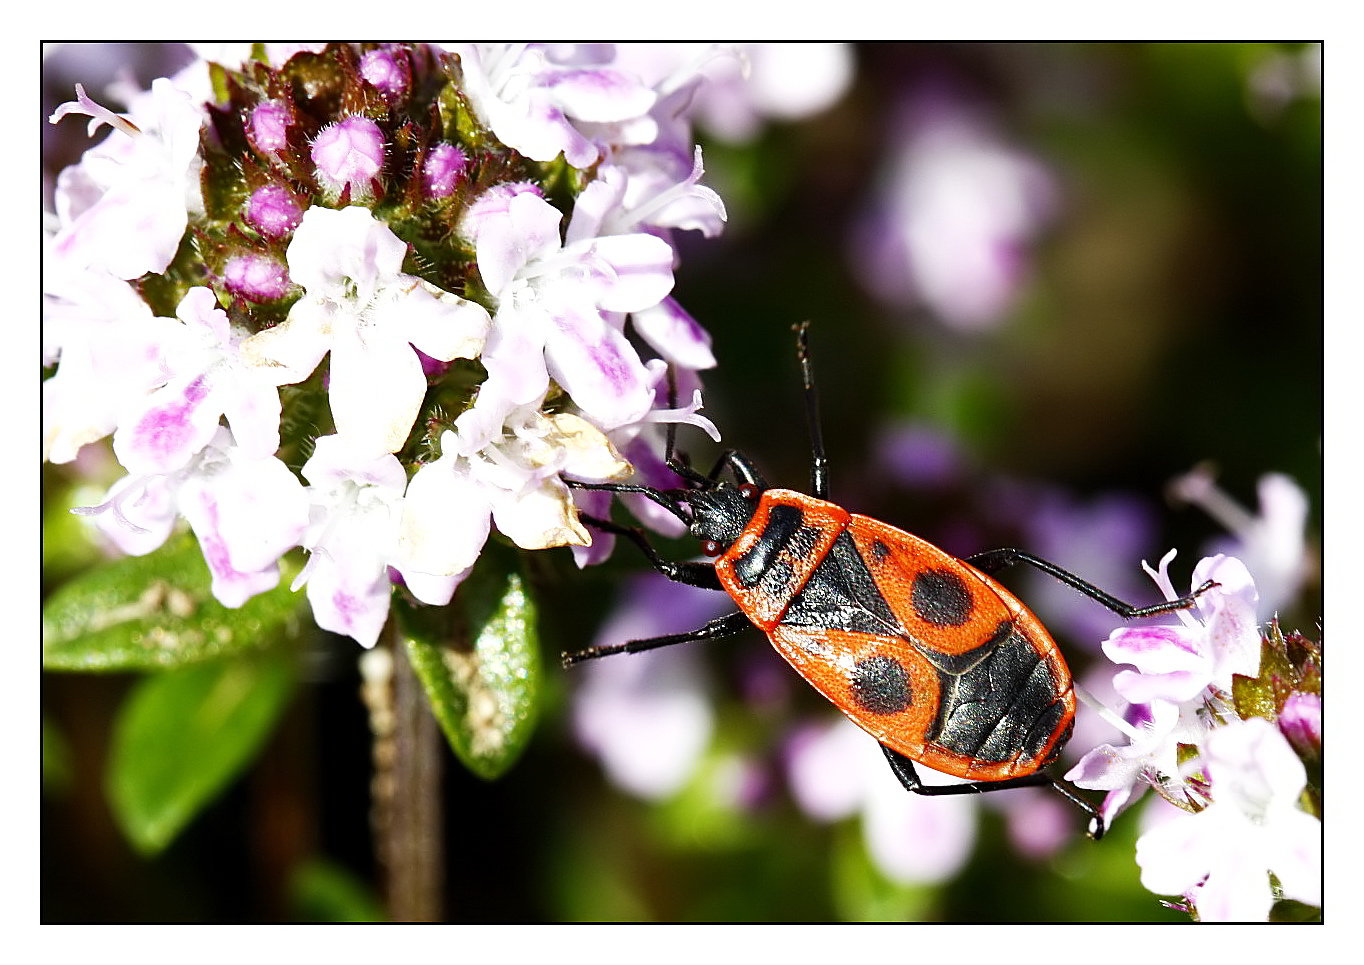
[1278,692,1321,759]
[360,48,409,102]
[224,252,291,301]
[248,101,292,155]
[246,184,304,239]
[422,143,467,199]
[311,116,385,202]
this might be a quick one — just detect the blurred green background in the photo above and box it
[42,42,1320,922]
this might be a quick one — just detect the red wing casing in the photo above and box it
[716,490,1075,781]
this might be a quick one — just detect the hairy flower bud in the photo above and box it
[245,183,304,239]
[359,48,409,102]
[422,143,467,199]
[311,116,385,203]
[224,252,292,301]
[1278,691,1321,760]
[248,101,292,156]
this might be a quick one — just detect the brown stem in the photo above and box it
[366,621,445,922]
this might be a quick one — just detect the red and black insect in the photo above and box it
[564,323,1211,838]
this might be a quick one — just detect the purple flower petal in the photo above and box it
[585,233,675,313]
[1102,625,1205,673]
[631,298,716,370]
[542,67,656,122]
[113,373,219,476]
[304,560,392,649]
[544,307,652,429]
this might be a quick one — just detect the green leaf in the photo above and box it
[289,858,386,923]
[398,567,540,780]
[42,472,109,585]
[106,654,295,855]
[44,534,307,672]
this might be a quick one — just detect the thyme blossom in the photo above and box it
[46,44,733,646]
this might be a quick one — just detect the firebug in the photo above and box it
[564,322,1213,838]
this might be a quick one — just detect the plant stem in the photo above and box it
[368,621,445,922]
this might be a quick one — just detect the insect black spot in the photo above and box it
[871,539,891,561]
[851,654,912,715]
[911,568,972,627]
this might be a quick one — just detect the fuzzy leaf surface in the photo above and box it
[44,534,306,671]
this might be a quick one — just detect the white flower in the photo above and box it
[1107,553,1261,707]
[397,403,631,588]
[241,205,491,455]
[568,360,721,568]
[630,298,717,372]
[1135,717,1321,921]
[445,43,657,169]
[42,260,182,464]
[78,428,309,608]
[48,79,205,280]
[569,147,727,242]
[1065,698,1201,826]
[1067,554,1261,819]
[293,435,409,648]
[608,43,854,143]
[112,287,284,476]
[460,187,674,431]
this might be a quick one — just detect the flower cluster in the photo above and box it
[1066,552,1321,921]
[46,43,732,647]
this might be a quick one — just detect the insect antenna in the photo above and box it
[795,321,830,500]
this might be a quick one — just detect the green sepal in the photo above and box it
[43,533,307,672]
[1230,619,1322,722]
[106,652,295,855]
[1269,898,1322,923]
[396,560,540,780]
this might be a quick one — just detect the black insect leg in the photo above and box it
[562,611,753,667]
[880,745,1107,839]
[966,548,1217,619]
[560,512,754,667]
[577,512,723,591]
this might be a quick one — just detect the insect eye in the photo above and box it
[738,483,759,500]
[700,539,725,557]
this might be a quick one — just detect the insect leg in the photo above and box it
[577,512,724,591]
[879,745,1106,839]
[965,548,1217,620]
[562,513,752,666]
[562,611,753,667]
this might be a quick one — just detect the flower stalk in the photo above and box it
[384,622,446,922]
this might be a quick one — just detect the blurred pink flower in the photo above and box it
[786,716,977,884]
[1169,466,1312,618]
[850,87,1057,330]
[571,574,732,799]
